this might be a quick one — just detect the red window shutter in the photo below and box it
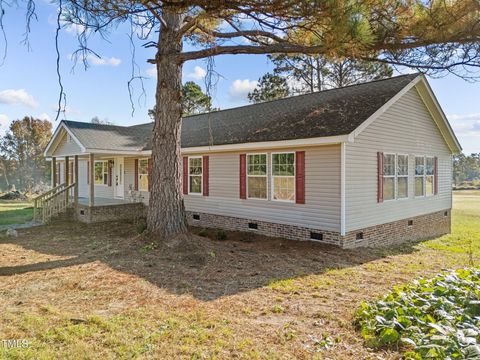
[203,156,209,196]
[295,151,305,204]
[134,159,139,191]
[147,158,152,192]
[183,156,188,195]
[377,152,384,203]
[108,161,112,187]
[239,154,246,199]
[87,161,89,185]
[434,156,438,195]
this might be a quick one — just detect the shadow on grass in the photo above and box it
[0,219,422,301]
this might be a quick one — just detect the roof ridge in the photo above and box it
[125,72,420,128]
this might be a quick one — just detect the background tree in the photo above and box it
[248,73,291,103]
[269,54,393,94]
[3,0,480,239]
[149,81,215,119]
[453,154,480,186]
[91,116,113,125]
[0,117,52,192]
[182,81,214,115]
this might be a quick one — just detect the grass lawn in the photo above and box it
[0,192,478,359]
[0,201,33,226]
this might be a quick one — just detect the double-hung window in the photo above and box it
[426,156,435,196]
[415,156,425,197]
[188,157,203,194]
[138,159,149,191]
[272,152,295,201]
[247,154,267,199]
[383,154,396,201]
[94,161,108,185]
[397,155,409,199]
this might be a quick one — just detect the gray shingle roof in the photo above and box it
[63,73,420,151]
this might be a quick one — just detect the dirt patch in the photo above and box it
[0,218,474,359]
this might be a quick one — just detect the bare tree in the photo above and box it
[2,0,480,241]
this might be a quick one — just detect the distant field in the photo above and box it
[0,201,33,226]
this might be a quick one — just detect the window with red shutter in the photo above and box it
[134,159,139,191]
[295,151,305,204]
[147,158,152,192]
[239,154,246,199]
[183,156,188,195]
[202,156,209,196]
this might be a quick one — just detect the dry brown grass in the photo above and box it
[0,192,478,359]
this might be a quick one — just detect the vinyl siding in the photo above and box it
[345,87,452,232]
[119,145,341,231]
[52,132,82,156]
[124,157,150,202]
[181,145,341,231]
[76,159,115,199]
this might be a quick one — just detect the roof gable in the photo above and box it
[45,73,461,156]
[350,75,461,153]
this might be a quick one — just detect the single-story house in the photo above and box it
[43,73,461,248]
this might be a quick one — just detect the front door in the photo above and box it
[115,157,124,198]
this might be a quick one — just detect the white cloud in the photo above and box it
[448,113,480,136]
[38,113,52,122]
[87,54,121,67]
[0,114,8,126]
[0,89,38,108]
[229,79,258,101]
[146,67,156,78]
[187,66,207,80]
[64,22,86,35]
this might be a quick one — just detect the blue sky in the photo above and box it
[0,2,479,155]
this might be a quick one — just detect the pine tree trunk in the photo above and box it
[147,11,188,239]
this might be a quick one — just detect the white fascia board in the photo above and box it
[84,148,151,156]
[349,75,422,141]
[181,135,351,154]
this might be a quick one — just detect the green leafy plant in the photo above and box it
[135,217,147,234]
[355,268,480,359]
[140,242,157,254]
[198,229,208,237]
[215,230,227,241]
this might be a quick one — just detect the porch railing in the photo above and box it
[33,183,76,224]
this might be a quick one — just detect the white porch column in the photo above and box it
[89,153,95,207]
[74,155,79,210]
[64,156,70,185]
[51,157,57,187]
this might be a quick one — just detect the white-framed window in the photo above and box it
[188,156,203,195]
[271,152,295,202]
[383,153,396,201]
[138,158,149,191]
[94,160,108,185]
[247,153,267,199]
[415,156,425,197]
[426,156,435,196]
[397,154,409,199]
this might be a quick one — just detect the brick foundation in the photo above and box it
[341,209,451,248]
[73,203,451,249]
[76,203,146,223]
[186,209,451,249]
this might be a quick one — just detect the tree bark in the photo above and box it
[147,10,188,239]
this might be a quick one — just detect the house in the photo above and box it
[43,73,461,248]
